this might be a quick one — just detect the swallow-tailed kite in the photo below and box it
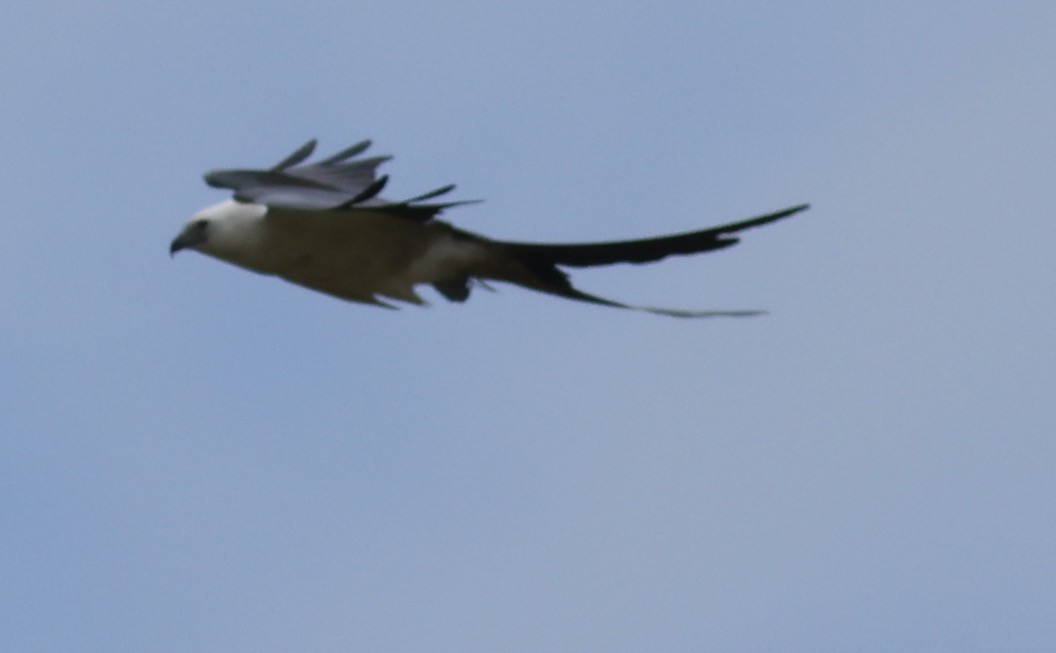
[170,139,807,317]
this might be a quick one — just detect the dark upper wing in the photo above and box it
[203,139,479,221]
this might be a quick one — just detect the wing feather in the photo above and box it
[202,139,479,220]
[269,139,317,171]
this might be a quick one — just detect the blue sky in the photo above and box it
[3,2,1054,651]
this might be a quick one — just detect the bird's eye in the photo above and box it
[194,219,208,231]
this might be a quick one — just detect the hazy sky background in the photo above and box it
[3,2,1054,651]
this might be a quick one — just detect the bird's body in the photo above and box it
[189,199,473,306]
[172,139,807,316]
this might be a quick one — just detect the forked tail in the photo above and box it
[498,204,809,317]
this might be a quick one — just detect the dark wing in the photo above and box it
[203,139,479,221]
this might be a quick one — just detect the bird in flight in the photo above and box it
[171,139,807,317]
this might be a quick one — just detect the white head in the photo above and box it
[169,200,268,263]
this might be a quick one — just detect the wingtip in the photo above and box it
[337,174,390,208]
[404,183,457,203]
[270,139,318,171]
[318,139,373,165]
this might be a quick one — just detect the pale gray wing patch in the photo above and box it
[203,139,480,220]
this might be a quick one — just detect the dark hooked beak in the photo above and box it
[169,222,207,257]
